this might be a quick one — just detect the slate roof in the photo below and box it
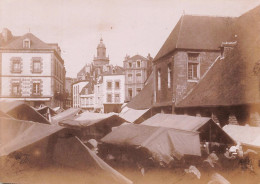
[176,5,260,108]
[154,15,236,61]
[125,54,149,62]
[0,32,53,50]
[102,66,124,75]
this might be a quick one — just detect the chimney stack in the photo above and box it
[2,28,13,42]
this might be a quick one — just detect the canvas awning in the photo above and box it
[141,114,235,145]
[223,125,260,148]
[0,101,50,124]
[0,117,64,157]
[0,117,133,184]
[101,124,201,164]
[51,108,82,124]
[141,114,210,131]
[0,110,13,119]
[119,108,150,123]
[59,112,128,140]
[60,112,127,128]
[35,106,56,117]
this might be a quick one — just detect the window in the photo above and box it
[33,61,41,73]
[168,64,172,88]
[187,53,200,81]
[128,74,133,82]
[11,81,20,96]
[23,39,30,48]
[129,62,132,68]
[128,88,132,99]
[115,81,120,89]
[136,73,141,83]
[136,60,141,68]
[107,93,112,103]
[32,81,41,96]
[12,60,22,73]
[157,69,161,91]
[114,94,120,103]
[136,88,141,94]
[188,63,199,80]
[107,81,112,90]
[11,57,22,73]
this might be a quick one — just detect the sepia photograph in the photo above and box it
[0,0,260,183]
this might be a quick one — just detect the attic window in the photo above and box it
[23,39,30,48]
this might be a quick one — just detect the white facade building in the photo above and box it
[80,94,94,109]
[0,29,65,107]
[72,81,88,108]
[102,67,125,113]
[94,83,103,111]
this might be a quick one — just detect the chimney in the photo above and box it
[125,54,130,60]
[2,28,13,42]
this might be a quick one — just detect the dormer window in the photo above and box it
[23,39,30,48]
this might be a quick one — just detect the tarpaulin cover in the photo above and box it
[0,117,133,184]
[52,108,81,124]
[0,117,63,157]
[35,106,56,116]
[0,110,12,118]
[60,112,127,128]
[119,108,150,123]
[223,125,260,148]
[101,124,201,163]
[0,101,50,124]
[141,114,211,131]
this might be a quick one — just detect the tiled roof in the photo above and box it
[154,15,236,61]
[176,5,260,108]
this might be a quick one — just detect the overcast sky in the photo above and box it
[0,0,260,77]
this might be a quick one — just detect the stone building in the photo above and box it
[176,5,260,126]
[0,28,65,108]
[76,38,110,83]
[124,54,152,102]
[152,14,236,113]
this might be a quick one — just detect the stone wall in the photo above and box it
[153,50,220,106]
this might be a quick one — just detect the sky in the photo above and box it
[0,0,260,77]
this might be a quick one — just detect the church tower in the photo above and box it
[93,38,109,66]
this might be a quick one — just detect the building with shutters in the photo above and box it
[102,66,125,113]
[123,54,152,102]
[0,28,65,108]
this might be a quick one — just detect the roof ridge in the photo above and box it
[175,15,185,49]
[183,14,237,18]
